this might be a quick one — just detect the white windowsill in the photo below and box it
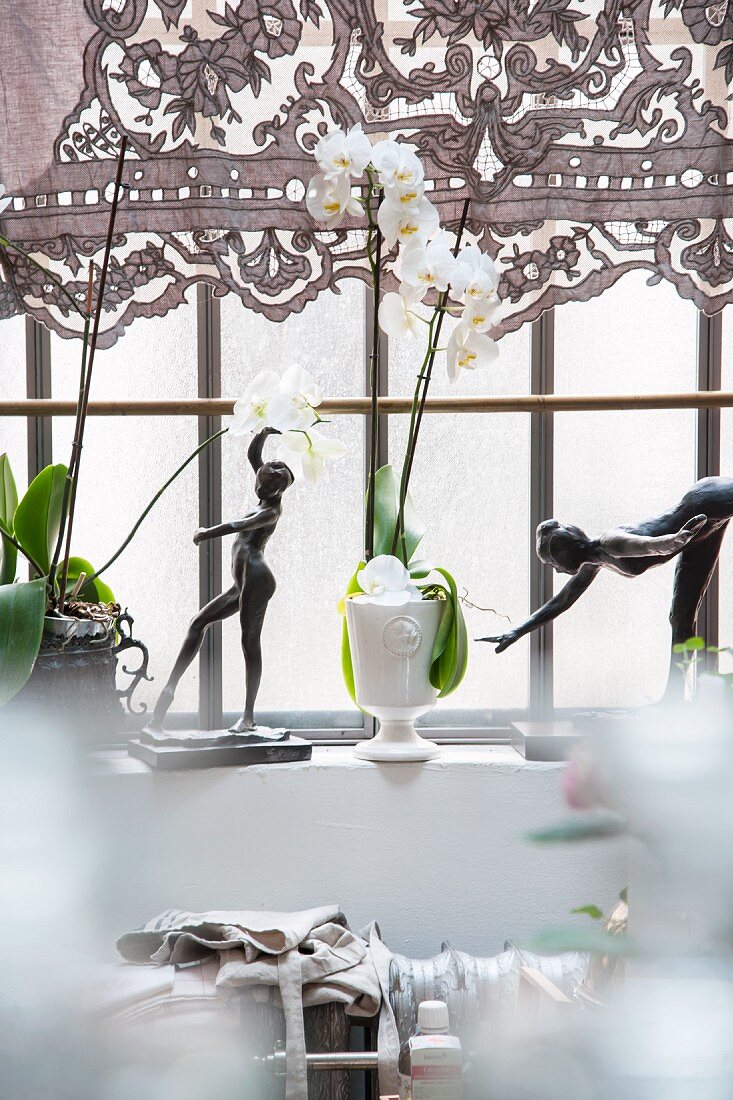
[93,743,562,777]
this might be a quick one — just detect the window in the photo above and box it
[0,282,726,740]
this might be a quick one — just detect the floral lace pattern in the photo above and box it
[1,0,732,345]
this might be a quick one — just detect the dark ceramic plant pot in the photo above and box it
[17,609,150,728]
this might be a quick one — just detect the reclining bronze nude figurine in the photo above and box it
[143,428,294,740]
[479,476,733,698]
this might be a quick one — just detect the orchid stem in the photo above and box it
[85,427,228,584]
[364,167,382,562]
[390,198,471,560]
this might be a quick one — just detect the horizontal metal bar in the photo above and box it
[261,1050,380,1076]
[2,392,733,416]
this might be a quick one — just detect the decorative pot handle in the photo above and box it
[113,610,153,714]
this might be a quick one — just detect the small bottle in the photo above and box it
[398,999,463,1100]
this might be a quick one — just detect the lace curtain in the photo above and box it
[0,0,731,347]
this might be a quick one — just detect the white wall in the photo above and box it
[93,746,626,960]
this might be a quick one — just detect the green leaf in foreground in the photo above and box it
[0,578,46,707]
[527,814,627,844]
[571,904,604,921]
[672,636,705,653]
[525,926,635,957]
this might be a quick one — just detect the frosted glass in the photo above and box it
[220,282,364,719]
[389,316,531,715]
[51,305,200,713]
[553,273,698,708]
[716,308,733,667]
[0,316,28,491]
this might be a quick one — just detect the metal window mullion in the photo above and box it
[529,311,554,719]
[363,281,388,738]
[197,285,223,730]
[25,317,52,476]
[696,311,722,655]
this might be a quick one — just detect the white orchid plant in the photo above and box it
[306,124,501,700]
[229,364,347,486]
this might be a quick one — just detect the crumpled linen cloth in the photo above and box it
[116,907,400,1100]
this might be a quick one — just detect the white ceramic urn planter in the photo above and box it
[345,598,443,762]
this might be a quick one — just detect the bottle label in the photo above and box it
[408,1035,462,1099]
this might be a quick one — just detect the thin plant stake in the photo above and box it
[59,137,128,610]
[48,263,94,608]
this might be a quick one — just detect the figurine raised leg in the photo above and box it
[143,586,239,734]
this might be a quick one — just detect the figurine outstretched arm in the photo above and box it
[599,514,707,559]
[247,427,280,474]
[477,564,600,652]
[193,509,276,544]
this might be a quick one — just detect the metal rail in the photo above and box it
[260,1047,380,1075]
[4,392,733,416]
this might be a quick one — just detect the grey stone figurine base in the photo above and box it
[128,731,312,770]
[139,725,290,748]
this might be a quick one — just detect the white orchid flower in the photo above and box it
[371,141,424,191]
[382,177,425,212]
[378,289,423,339]
[355,554,422,606]
[314,124,373,181]
[266,364,324,431]
[446,322,499,382]
[377,197,439,250]
[306,172,361,228]
[461,295,499,333]
[229,370,281,436]
[450,245,499,303]
[278,427,347,485]
[400,232,457,300]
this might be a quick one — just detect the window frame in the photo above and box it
[13,291,724,743]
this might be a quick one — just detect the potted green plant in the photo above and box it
[306,127,500,761]
[0,140,220,722]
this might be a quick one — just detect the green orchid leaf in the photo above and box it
[64,556,116,605]
[0,578,46,707]
[13,464,67,576]
[432,566,468,697]
[0,453,18,585]
[340,562,366,707]
[409,559,434,579]
[430,587,454,669]
[372,465,425,564]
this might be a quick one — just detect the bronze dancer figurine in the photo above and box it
[479,476,733,698]
[144,428,293,737]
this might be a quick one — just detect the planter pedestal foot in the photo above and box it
[354,721,440,763]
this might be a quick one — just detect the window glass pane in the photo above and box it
[716,308,733,666]
[388,315,531,718]
[553,273,698,708]
[51,305,200,713]
[220,283,365,723]
[0,315,28,491]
